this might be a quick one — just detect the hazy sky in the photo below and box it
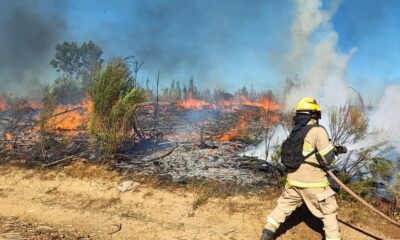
[1,0,399,99]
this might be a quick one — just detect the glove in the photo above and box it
[334,145,347,155]
[260,228,275,240]
[328,176,340,192]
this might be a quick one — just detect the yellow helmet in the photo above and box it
[296,97,321,119]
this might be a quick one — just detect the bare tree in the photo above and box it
[327,104,394,190]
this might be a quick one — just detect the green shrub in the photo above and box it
[89,58,146,154]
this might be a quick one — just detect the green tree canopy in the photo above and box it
[50,40,103,86]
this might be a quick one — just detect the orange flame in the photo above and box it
[0,96,41,111]
[177,92,210,109]
[3,133,14,149]
[33,98,93,135]
[218,114,251,141]
[240,95,280,111]
[4,133,13,141]
[177,93,280,112]
[217,96,281,142]
[0,96,7,110]
[52,99,92,132]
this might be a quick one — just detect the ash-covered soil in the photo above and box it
[114,139,281,188]
[0,163,398,240]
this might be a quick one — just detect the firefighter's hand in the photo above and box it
[334,145,347,155]
[260,228,275,240]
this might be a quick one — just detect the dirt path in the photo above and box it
[0,163,398,240]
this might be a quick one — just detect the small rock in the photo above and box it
[117,181,140,192]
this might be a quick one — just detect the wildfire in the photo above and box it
[49,98,92,133]
[0,96,7,110]
[176,93,281,142]
[218,114,251,141]
[178,93,280,112]
[240,95,280,111]
[3,133,14,149]
[4,133,13,141]
[0,96,42,111]
[177,92,211,109]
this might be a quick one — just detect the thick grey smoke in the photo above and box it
[0,0,67,96]
[100,0,291,86]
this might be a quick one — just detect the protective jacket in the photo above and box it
[286,119,336,188]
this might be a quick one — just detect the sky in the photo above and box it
[0,0,399,100]
[332,0,400,99]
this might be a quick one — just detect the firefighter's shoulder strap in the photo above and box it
[301,124,319,159]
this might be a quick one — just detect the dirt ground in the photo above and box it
[0,162,398,240]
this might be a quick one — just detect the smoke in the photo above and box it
[0,0,68,96]
[84,0,291,88]
[241,126,288,161]
[281,0,399,155]
[368,85,400,152]
[238,0,400,165]
[283,0,356,109]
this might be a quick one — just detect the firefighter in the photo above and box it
[260,97,340,240]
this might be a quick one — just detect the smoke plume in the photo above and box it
[89,0,291,88]
[284,0,356,109]
[368,85,400,152]
[246,0,400,162]
[0,0,67,96]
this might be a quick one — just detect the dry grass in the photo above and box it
[81,196,121,210]
[143,190,154,198]
[192,192,211,210]
[62,160,120,181]
[40,188,121,211]
[120,211,147,220]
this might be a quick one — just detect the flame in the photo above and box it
[217,97,281,142]
[177,93,282,141]
[177,92,211,109]
[0,96,7,110]
[0,96,41,111]
[177,93,280,112]
[52,99,92,132]
[33,98,93,135]
[218,114,251,141]
[53,106,83,130]
[240,95,280,111]
[4,133,13,141]
[2,133,14,149]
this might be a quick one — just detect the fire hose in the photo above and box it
[321,146,400,228]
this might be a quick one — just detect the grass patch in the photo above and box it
[192,192,211,210]
[62,160,120,181]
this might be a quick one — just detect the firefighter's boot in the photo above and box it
[260,228,275,240]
